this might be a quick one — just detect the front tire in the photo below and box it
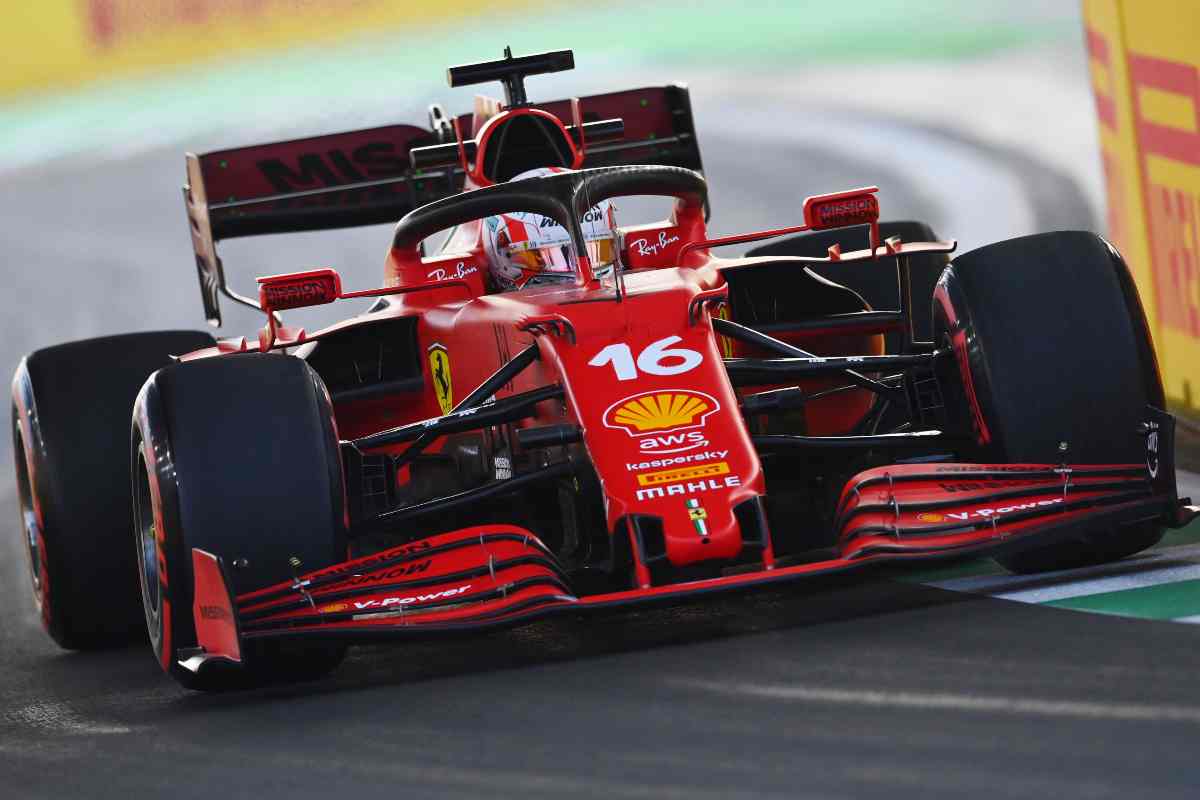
[133,353,348,690]
[933,231,1165,573]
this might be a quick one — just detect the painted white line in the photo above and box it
[676,679,1200,723]
[710,42,1108,229]
[700,104,1032,254]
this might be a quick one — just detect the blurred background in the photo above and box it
[1,0,1195,422]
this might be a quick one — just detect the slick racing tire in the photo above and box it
[932,231,1165,574]
[132,353,348,691]
[11,330,215,650]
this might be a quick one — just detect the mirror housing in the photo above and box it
[257,269,343,312]
[255,269,342,352]
[802,186,879,230]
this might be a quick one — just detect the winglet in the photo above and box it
[180,548,243,673]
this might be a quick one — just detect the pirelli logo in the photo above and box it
[636,461,730,487]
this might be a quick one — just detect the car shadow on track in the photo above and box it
[175,569,988,708]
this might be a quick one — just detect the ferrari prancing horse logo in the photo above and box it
[428,343,453,415]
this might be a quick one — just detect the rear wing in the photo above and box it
[457,84,704,173]
[184,85,704,326]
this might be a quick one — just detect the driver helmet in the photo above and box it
[482,167,618,292]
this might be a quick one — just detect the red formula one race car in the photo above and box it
[12,49,1199,689]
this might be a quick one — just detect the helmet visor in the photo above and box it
[503,236,617,285]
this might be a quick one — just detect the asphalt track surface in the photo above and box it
[3,109,1200,799]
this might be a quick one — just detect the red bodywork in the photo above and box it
[176,65,1189,672]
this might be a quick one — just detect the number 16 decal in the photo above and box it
[588,336,703,381]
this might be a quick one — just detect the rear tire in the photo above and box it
[132,353,348,690]
[932,231,1165,573]
[11,331,215,649]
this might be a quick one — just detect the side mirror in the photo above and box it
[257,268,343,312]
[253,268,468,351]
[677,185,883,262]
[255,269,343,352]
[802,186,879,230]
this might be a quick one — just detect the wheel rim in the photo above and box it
[133,447,162,640]
[12,419,42,599]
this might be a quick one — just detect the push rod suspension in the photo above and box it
[724,353,941,386]
[352,384,563,451]
[753,429,953,450]
[355,461,575,536]
[712,317,904,397]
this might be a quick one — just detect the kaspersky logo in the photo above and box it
[603,390,719,437]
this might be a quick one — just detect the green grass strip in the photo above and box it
[1045,578,1200,620]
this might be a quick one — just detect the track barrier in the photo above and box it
[1085,0,1200,417]
[2,0,530,100]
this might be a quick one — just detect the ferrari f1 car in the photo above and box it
[12,49,1198,689]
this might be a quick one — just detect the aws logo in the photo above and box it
[602,390,719,454]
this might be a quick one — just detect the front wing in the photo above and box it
[185,461,1196,674]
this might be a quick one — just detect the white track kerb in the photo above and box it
[899,471,1200,622]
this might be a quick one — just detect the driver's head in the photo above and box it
[482,167,618,292]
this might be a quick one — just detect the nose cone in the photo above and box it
[544,286,765,572]
[606,391,748,564]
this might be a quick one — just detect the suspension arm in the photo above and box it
[353,461,575,537]
[384,343,541,470]
[724,352,942,387]
[352,384,563,451]
[753,429,958,450]
[713,317,907,397]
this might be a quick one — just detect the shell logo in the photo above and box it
[603,390,719,436]
[319,602,350,614]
